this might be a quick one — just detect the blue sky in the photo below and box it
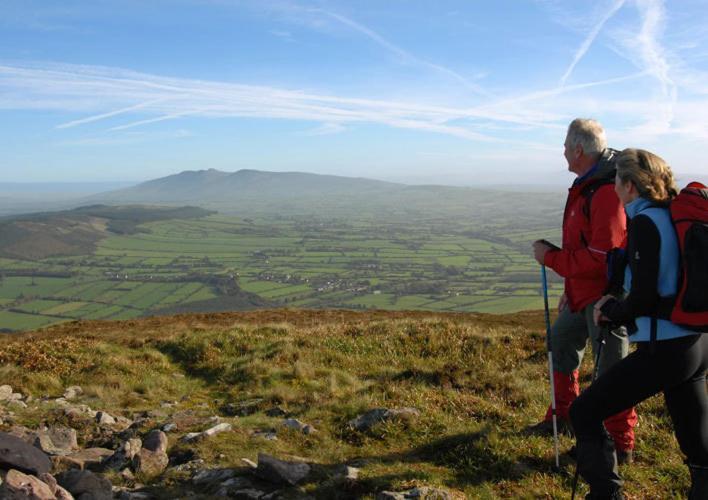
[1,0,707,184]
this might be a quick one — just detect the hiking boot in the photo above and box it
[524,418,574,437]
[616,449,633,465]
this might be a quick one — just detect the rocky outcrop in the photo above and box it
[255,453,311,486]
[0,469,57,500]
[56,470,112,500]
[0,431,52,475]
[34,427,79,456]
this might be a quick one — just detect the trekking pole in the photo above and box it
[541,265,560,470]
[571,325,607,500]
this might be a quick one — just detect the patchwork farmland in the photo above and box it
[0,210,563,332]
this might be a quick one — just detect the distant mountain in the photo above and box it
[95,169,403,204]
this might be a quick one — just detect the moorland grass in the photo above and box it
[0,310,689,498]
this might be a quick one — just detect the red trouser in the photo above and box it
[545,370,636,451]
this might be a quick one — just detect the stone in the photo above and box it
[0,469,56,500]
[181,423,231,443]
[95,412,116,426]
[142,430,167,454]
[202,422,232,438]
[132,449,168,477]
[0,431,52,475]
[377,487,452,500]
[63,386,83,401]
[8,392,23,402]
[161,423,177,433]
[37,473,76,500]
[255,453,310,486]
[336,465,359,481]
[241,458,257,469]
[221,487,265,499]
[0,385,12,401]
[179,432,202,444]
[348,408,420,432]
[191,467,237,486]
[52,448,114,472]
[103,438,142,470]
[56,470,112,500]
[34,426,79,456]
[8,400,27,409]
[55,485,75,500]
[38,473,58,492]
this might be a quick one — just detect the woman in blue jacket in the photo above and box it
[569,148,707,499]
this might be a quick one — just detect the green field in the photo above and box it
[0,201,565,331]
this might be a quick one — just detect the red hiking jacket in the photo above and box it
[544,168,627,312]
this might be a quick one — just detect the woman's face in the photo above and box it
[614,173,637,205]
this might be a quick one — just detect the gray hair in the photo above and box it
[566,118,607,156]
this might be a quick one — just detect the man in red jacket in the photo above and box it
[529,118,637,464]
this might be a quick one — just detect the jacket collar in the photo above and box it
[625,196,654,219]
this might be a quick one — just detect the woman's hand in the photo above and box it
[593,295,612,326]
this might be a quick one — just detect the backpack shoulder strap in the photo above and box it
[580,148,619,218]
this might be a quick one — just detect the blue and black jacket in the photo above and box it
[601,197,695,342]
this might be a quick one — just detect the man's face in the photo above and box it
[563,135,580,174]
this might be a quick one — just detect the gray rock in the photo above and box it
[336,465,359,481]
[348,408,420,432]
[0,431,52,475]
[0,469,56,500]
[282,419,316,435]
[0,385,12,401]
[56,470,112,500]
[8,400,27,409]
[202,423,232,437]
[103,438,142,470]
[142,430,168,454]
[221,487,265,499]
[132,449,168,477]
[192,468,237,486]
[255,453,310,486]
[63,386,83,401]
[34,426,79,456]
[179,432,202,443]
[161,423,177,433]
[377,487,452,500]
[95,412,116,426]
[38,473,75,500]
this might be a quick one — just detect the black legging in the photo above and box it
[570,334,708,491]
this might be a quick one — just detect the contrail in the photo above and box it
[560,0,626,86]
[56,98,169,129]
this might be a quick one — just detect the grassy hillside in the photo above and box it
[0,205,214,260]
[0,310,689,498]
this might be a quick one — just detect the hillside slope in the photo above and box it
[0,310,688,499]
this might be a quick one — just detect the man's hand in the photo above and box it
[593,295,612,326]
[532,240,553,265]
[558,293,568,313]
